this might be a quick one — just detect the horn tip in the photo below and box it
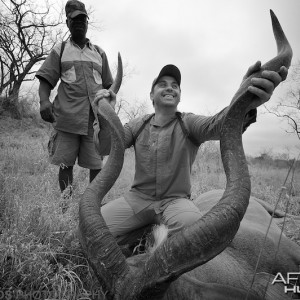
[270,9,277,22]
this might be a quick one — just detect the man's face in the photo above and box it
[150,76,181,109]
[67,14,88,40]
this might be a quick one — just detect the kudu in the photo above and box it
[78,10,300,300]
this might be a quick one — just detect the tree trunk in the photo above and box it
[7,82,22,119]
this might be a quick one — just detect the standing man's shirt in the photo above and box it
[36,39,113,135]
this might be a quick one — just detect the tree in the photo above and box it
[0,0,65,118]
[116,97,151,122]
[264,61,300,141]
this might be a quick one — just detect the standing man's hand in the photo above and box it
[38,79,55,123]
[40,100,54,123]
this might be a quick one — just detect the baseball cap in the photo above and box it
[65,0,88,19]
[151,64,181,91]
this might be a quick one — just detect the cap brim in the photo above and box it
[152,64,181,89]
[68,10,88,18]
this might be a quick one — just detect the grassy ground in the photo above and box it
[0,116,299,298]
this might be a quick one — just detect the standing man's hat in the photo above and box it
[65,0,88,19]
[151,64,181,91]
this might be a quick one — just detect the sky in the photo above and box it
[72,0,300,157]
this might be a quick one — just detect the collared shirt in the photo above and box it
[36,39,113,135]
[99,108,253,207]
[126,111,228,201]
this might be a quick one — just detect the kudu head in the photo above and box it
[78,11,292,300]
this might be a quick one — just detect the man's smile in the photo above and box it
[163,94,175,99]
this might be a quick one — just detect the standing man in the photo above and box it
[36,0,113,206]
[93,62,287,244]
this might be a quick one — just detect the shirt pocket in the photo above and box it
[92,62,102,85]
[48,129,58,157]
[61,62,76,83]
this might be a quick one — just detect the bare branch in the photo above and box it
[263,61,300,142]
[0,0,65,116]
[116,97,151,122]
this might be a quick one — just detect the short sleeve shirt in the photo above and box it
[97,107,256,210]
[123,110,228,203]
[36,39,113,135]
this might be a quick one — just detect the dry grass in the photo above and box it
[0,116,299,298]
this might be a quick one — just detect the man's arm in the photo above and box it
[39,79,55,123]
[187,62,288,144]
[36,44,62,123]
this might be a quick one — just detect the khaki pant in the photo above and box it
[101,196,203,244]
[48,129,103,169]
